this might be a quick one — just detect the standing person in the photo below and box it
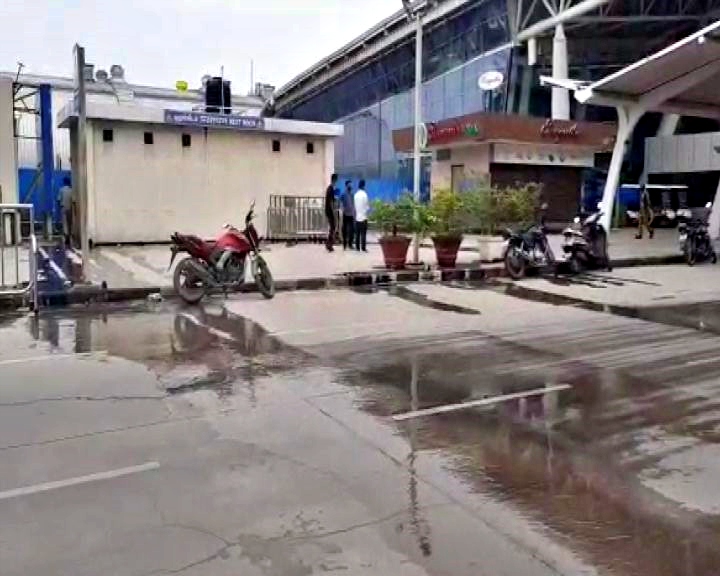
[341,180,355,250]
[635,185,655,240]
[59,177,74,247]
[354,179,369,252]
[325,174,339,252]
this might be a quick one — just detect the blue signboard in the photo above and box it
[164,110,264,131]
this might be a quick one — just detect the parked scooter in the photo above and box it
[503,204,555,280]
[561,204,611,274]
[169,202,275,304]
[678,202,716,266]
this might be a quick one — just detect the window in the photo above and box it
[144,132,154,145]
[436,149,452,162]
[306,142,315,154]
[181,133,191,148]
[102,129,113,142]
[272,139,281,152]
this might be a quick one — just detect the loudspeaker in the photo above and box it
[205,77,232,114]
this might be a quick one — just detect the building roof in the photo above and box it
[541,19,720,118]
[0,70,264,107]
[274,0,471,110]
[57,101,343,138]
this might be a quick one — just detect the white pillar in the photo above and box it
[0,78,18,204]
[709,179,720,240]
[600,106,642,232]
[657,114,680,137]
[551,23,570,120]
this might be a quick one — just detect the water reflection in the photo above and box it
[341,339,720,576]
[406,355,432,557]
[27,304,310,400]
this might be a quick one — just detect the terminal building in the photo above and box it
[274,0,720,222]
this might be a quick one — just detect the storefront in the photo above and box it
[392,113,616,224]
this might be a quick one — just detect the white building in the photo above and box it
[58,101,342,244]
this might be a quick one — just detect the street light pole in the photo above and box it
[404,0,423,264]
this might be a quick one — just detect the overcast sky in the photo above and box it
[0,0,399,91]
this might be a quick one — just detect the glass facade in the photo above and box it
[284,0,510,124]
[336,46,510,180]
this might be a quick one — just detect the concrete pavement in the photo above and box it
[3,278,720,574]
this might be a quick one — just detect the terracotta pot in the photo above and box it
[432,235,463,268]
[379,235,412,269]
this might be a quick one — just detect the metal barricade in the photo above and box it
[0,204,38,311]
[266,195,337,240]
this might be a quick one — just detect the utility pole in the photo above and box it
[73,44,89,280]
[403,0,423,264]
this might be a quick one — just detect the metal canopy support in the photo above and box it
[541,20,720,233]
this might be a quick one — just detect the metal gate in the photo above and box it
[266,195,339,240]
[0,203,38,310]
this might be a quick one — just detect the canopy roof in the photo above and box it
[542,19,720,118]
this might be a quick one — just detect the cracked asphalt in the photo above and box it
[2,280,720,575]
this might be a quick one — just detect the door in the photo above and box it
[451,164,465,193]
[490,163,582,225]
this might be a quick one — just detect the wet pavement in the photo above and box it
[2,284,720,575]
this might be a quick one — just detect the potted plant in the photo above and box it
[472,183,539,262]
[371,194,417,269]
[428,189,468,268]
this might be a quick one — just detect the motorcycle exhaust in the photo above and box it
[185,259,220,287]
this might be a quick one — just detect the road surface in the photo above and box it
[1,281,720,575]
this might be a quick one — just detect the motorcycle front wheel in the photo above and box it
[173,257,206,304]
[504,246,526,280]
[254,258,275,299]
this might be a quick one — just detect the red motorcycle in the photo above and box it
[169,202,274,304]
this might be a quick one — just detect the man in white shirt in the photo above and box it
[353,179,369,252]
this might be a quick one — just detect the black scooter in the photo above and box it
[678,203,716,266]
[561,205,611,274]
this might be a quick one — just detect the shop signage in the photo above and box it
[540,119,579,141]
[478,70,505,91]
[427,121,481,144]
[164,110,265,131]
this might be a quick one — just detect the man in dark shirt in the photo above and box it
[325,173,339,252]
[341,180,355,250]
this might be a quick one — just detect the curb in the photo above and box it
[9,252,685,310]
[36,265,494,307]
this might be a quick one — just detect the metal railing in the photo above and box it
[266,195,338,240]
[0,203,38,311]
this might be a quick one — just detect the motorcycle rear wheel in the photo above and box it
[174,257,206,304]
[255,258,275,299]
[686,238,697,267]
[504,246,526,280]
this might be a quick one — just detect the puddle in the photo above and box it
[23,302,312,398]
[339,337,720,576]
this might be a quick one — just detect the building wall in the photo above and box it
[87,121,332,243]
[0,78,17,202]
[431,144,490,191]
[645,132,720,174]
